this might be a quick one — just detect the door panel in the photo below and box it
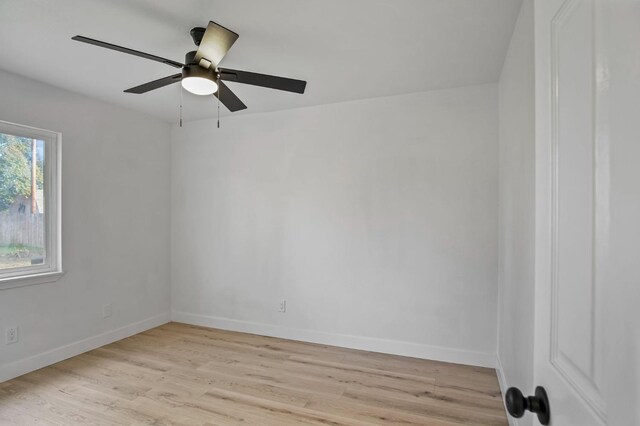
[535,0,640,424]
[551,0,606,418]
[534,0,609,424]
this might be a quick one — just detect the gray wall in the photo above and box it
[171,84,499,366]
[497,0,535,423]
[0,70,171,380]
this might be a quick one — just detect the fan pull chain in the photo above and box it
[217,74,221,129]
[179,84,184,127]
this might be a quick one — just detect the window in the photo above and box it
[0,121,62,289]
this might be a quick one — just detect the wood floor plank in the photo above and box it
[304,394,462,426]
[0,322,508,425]
[340,388,505,425]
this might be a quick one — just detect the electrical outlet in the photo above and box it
[278,299,286,313]
[103,303,113,319]
[5,326,18,345]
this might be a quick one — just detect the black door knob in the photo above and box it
[505,386,550,425]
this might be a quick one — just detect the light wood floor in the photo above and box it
[0,322,508,425]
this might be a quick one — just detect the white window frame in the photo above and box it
[0,120,63,290]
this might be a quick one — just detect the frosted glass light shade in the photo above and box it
[181,76,218,96]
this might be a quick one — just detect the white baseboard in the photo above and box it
[0,312,171,383]
[171,311,496,368]
[496,354,518,426]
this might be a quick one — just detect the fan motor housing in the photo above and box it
[182,63,217,81]
[185,51,198,65]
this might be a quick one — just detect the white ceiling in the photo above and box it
[0,0,522,122]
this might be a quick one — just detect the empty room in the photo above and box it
[0,0,638,425]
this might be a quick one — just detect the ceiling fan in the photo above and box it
[71,21,307,113]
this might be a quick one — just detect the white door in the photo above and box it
[533,0,640,425]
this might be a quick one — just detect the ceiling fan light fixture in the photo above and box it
[182,76,218,95]
[72,20,306,113]
[181,65,218,95]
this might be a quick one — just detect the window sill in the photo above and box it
[0,271,65,290]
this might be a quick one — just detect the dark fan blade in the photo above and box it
[219,68,306,94]
[72,36,183,68]
[194,21,239,69]
[214,81,247,112]
[124,73,182,94]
